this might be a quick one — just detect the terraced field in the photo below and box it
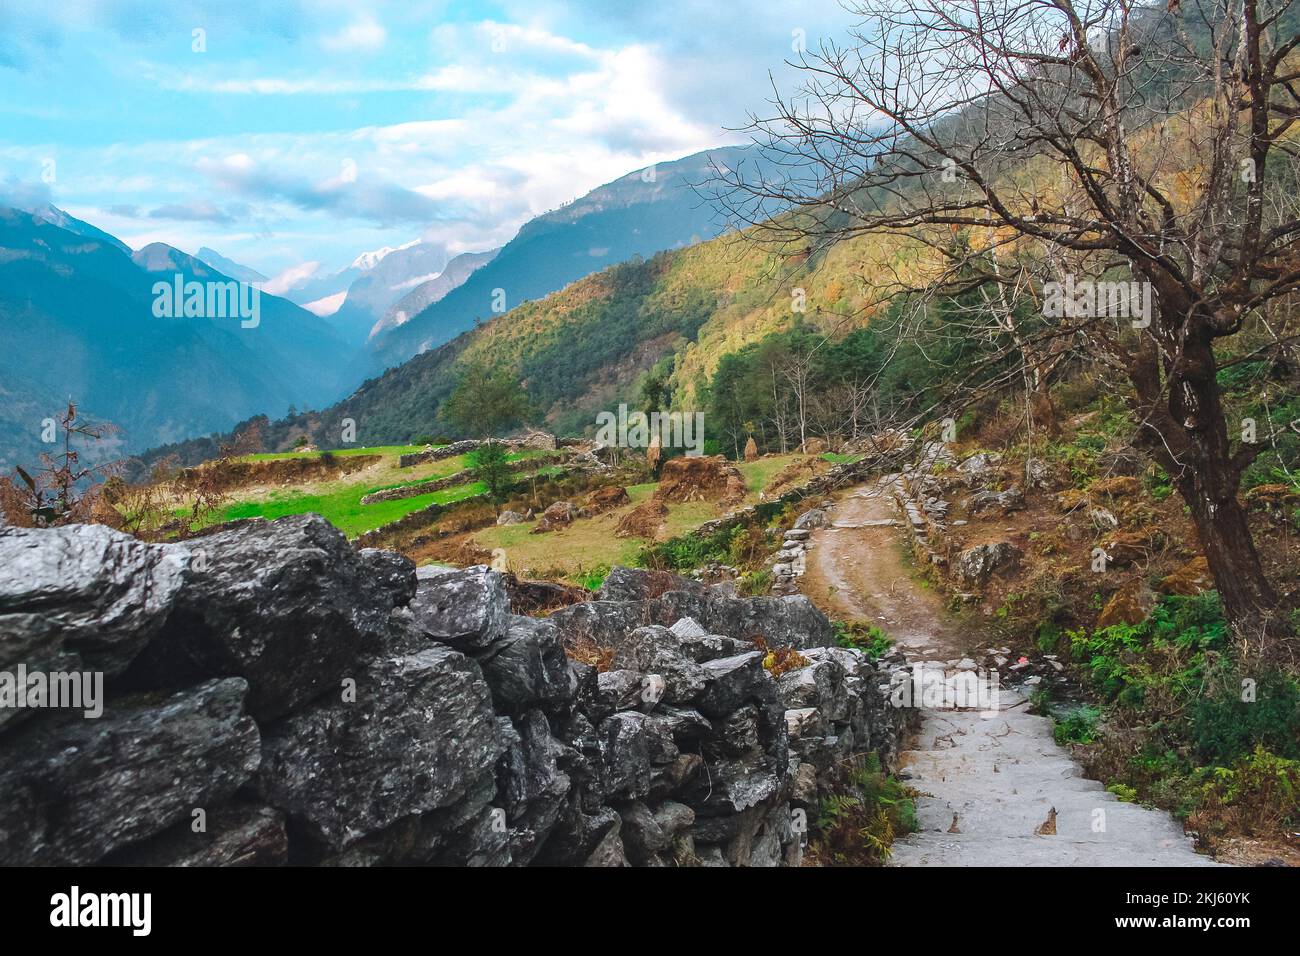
[183,447,833,583]
[189,445,520,538]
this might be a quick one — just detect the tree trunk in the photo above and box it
[1131,310,1282,639]
[1186,488,1280,639]
[1029,382,1057,437]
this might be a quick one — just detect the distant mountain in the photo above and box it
[321,240,453,347]
[366,145,775,370]
[368,248,499,341]
[29,203,132,256]
[195,247,267,284]
[0,207,352,470]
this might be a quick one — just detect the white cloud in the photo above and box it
[263,260,321,296]
[302,291,347,316]
[319,16,387,54]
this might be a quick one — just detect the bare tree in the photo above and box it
[716,0,1300,640]
[4,401,114,527]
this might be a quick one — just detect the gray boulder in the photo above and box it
[794,509,829,530]
[696,651,772,718]
[954,542,1022,587]
[357,548,417,609]
[0,524,186,684]
[966,487,1026,515]
[476,615,574,712]
[598,711,652,800]
[597,566,705,602]
[606,625,707,704]
[0,677,261,865]
[497,710,572,865]
[650,590,834,649]
[255,643,506,852]
[125,514,399,721]
[408,565,509,652]
[106,802,288,867]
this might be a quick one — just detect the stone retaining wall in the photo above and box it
[0,519,917,866]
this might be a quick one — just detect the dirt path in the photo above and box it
[802,476,1221,867]
[802,477,966,660]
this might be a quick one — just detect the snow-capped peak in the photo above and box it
[351,238,420,271]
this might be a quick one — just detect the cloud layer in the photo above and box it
[0,2,856,275]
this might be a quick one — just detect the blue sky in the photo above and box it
[0,0,856,289]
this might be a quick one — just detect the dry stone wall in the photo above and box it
[0,517,916,866]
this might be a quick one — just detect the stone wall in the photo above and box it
[0,517,916,867]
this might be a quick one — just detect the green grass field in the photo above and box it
[215,480,486,538]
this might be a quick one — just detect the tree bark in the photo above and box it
[1187,489,1280,639]
[1132,313,1282,638]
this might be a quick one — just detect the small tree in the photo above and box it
[441,358,530,439]
[466,440,515,514]
[4,401,113,527]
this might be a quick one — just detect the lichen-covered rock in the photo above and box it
[0,677,261,865]
[408,564,509,651]
[1159,556,1213,596]
[1097,580,1156,628]
[476,615,574,712]
[106,802,288,867]
[255,643,506,852]
[0,524,186,685]
[1102,529,1165,566]
[967,487,1026,515]
[794,508,829,530]
[954,542,1022,587]
[124,514,399,721]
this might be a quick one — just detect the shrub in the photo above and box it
[1107,782,1138,803]
[1189,664,1300,765]
[1053,705,1102,745]
[1190,747,1300,837]
[833,620,893,660]
[1067,593,1227,709]
[575,563,611,592]
[738,568,772,596]
[808,754,917,866]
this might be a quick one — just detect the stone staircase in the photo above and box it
[891,687,1221,866]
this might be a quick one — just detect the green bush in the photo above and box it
[833,620,893,660]
[1189,664,1300,765]
[1053,705,1102,745]
[1067,592,1227,707]
[575,563,611,592]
